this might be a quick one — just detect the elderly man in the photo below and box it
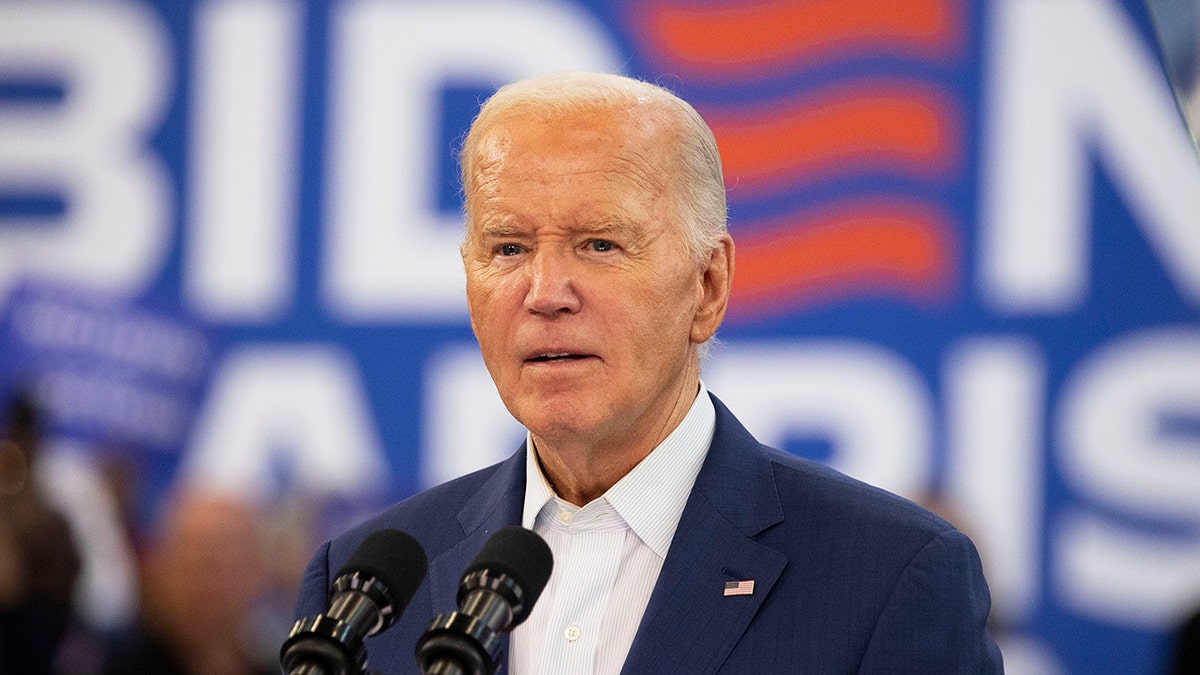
[295,72,1002,674]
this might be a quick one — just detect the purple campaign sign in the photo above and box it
[0,279,210,457]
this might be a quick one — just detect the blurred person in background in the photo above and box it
[103,489,276,675]
[0,394,85,675]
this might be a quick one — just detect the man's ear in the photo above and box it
[691,234,735,344]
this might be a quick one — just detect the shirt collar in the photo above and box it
[522,442,558,529]
[521,383,716,559]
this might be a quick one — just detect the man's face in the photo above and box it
[463,105,726,453]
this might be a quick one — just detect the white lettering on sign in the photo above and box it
[183,345,389,500]
[980,0,1200,313]
[186,0,304,321]
[704,341,934,499]
[1057,328,1200,627]
[0,2,172,306]
[421,343,524,489]
[944,338,1044,623]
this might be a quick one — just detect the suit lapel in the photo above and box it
[428,446,527,629]
[422,399,786,675]
[621,396,788,675]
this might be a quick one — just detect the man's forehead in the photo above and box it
[475,116,671,189]
[473,130,513,166]
[475,101,670,156]
[467,170,675,250]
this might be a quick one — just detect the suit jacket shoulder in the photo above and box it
[619,395,1002,674]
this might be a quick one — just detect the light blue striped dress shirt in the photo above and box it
[509,385,716,675]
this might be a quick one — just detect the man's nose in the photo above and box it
[524,249,581,315]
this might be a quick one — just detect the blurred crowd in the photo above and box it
[0,394,311,675]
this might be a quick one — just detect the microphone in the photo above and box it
[415,526,553,675]
[281,529,428,675]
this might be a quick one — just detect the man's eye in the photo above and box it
[588,239,616,253]
[497,243,524,256]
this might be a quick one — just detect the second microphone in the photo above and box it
[415,527,553,675]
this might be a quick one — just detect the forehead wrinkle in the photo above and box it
[609,147,670,201]
[475,163,657,226]
[465,134,511,210]
[471,157,504,199]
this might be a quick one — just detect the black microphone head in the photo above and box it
[462,526,553,626]
[283,530,426,674]
[336,528,428,617]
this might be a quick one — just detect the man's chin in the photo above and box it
[514,398,601,442]
[520,412,594,443]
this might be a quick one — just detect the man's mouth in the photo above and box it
[528,352,589,363]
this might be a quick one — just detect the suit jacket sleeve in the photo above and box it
[293,540,332,621]
[857,527,1003,673]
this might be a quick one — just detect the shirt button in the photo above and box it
[564,625,580,642]
[558,510,573,524]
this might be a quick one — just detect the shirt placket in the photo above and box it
[535,499,625,675]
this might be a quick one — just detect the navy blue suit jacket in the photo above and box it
[294,394,1003,673]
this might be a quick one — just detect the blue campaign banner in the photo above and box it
[1,0,1199,672]
[0,279,211,455]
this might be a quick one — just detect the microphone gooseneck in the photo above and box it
[415,526,554,675]
[281,529,428,675]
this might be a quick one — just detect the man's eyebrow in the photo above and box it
[478,217,641,239]
[478,223,527,239]
[577,216,640,238]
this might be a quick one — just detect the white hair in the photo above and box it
[459,71,728,266]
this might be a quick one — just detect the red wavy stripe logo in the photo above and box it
[706,80,960,194]
[729,199,957,317]
[631,0,963,81]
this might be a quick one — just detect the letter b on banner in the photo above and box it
[0,3,172,305]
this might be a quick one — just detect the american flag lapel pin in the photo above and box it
[723,579,755,597]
